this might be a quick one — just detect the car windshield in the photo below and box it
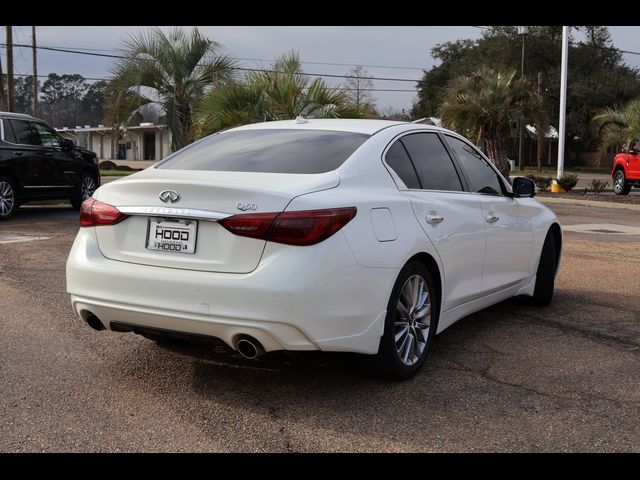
[156,129,370,174]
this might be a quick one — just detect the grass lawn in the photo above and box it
[513,166,611,175]
[100,169,136,177]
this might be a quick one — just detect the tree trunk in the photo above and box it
[537,133,544,173]
[486,136,510,179]
[171,102,191,152]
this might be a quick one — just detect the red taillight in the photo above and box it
[217,212,279,240]
[79,198,127,227]
[219,207,357,246]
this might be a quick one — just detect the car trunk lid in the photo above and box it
[92,168,340,273]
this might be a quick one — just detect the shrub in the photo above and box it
[525,174,553,192]
[590,179,609,194]
[557,173,579,192]
[99,160,117,170]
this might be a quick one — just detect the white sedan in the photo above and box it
[66,119,561,379]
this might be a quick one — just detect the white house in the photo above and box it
[56,123,171,161]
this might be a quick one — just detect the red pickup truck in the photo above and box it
[612,140,640,195]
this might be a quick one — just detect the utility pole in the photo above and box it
[536,72,544,173]
[557,26,569,179]
[32,26,38,116]
[6,26,14,112]
[0,56,6,111]
[517,26,528,171]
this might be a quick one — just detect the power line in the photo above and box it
[10,72,110,81]
[7,71,416,92]
[237,57,426,71]
[1,43,427,84]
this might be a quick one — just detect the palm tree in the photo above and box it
[593,98,640,151]
[439,67,538,178]
[108,27,236,151]
[196,52,364,135]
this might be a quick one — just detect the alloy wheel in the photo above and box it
[81,176,97,200]
[0,181,15,217]
[614,171,623,193]
[394,274,431,366]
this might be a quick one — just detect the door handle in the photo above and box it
[44,152,53,157]
[426,214,444,224]
[12,151,23,156]
[486,214,499,224]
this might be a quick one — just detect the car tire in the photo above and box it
[531,231,557,306]
[0,175,17,221]
[613,169,631,195]
[71,173,98,210]
[374,260,438,380]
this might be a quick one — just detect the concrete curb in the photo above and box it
[537,196,640,212]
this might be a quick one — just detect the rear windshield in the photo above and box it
[157,129,370,174]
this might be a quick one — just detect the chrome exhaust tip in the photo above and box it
[236,337,265,359]
[86,312,106,331]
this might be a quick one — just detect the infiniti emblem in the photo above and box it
[159,190,180,203]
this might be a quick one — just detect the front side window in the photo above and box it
[31,122,61,148]
[399,133,463,192]
[384,140,421,189]
[157,129,370,174]
[7,119,39,146]
[445,135,503,195]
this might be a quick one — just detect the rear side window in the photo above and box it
[445,135,503,195]
[157,129,370,174]
[2,120,18,143]
[385,141,421,189]
[8,119,39,146]
[400,133,463,192]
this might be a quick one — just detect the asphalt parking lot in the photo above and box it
[0,201,638,452]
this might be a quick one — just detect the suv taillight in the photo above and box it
[219,207,357,246]
[80,198,127,227]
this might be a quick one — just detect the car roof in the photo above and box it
[228,118,414,136]
[0,111,35,120]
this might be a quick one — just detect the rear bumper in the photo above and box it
[66,228,397,354]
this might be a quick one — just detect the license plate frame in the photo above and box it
[145,217,198,254]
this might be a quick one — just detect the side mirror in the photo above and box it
[629,148,639,156]
[61,138,75,151]
[513,177,535,198]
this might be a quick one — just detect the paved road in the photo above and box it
[0,203,638,452]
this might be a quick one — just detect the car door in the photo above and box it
[444,134,534,294]
[384,132,487,312]
[30,121,78,192]
[628,140,640,179]
[3,118,47,192]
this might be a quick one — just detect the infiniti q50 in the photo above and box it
[66,119,561,379]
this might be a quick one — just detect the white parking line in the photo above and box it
[0,235,52,244]
[561,223,640,235]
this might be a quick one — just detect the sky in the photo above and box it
[2,26,640,116]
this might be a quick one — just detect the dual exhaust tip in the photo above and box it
[236,336,265,360]
[84,312,265,360]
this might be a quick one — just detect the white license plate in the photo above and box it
[146,218,198,254]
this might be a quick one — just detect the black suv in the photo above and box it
[0,112,100,220]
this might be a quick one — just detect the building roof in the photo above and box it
[229,118,408,135]
[525,124,559,139]
[56,124,168,133]
[0,111,35,120]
